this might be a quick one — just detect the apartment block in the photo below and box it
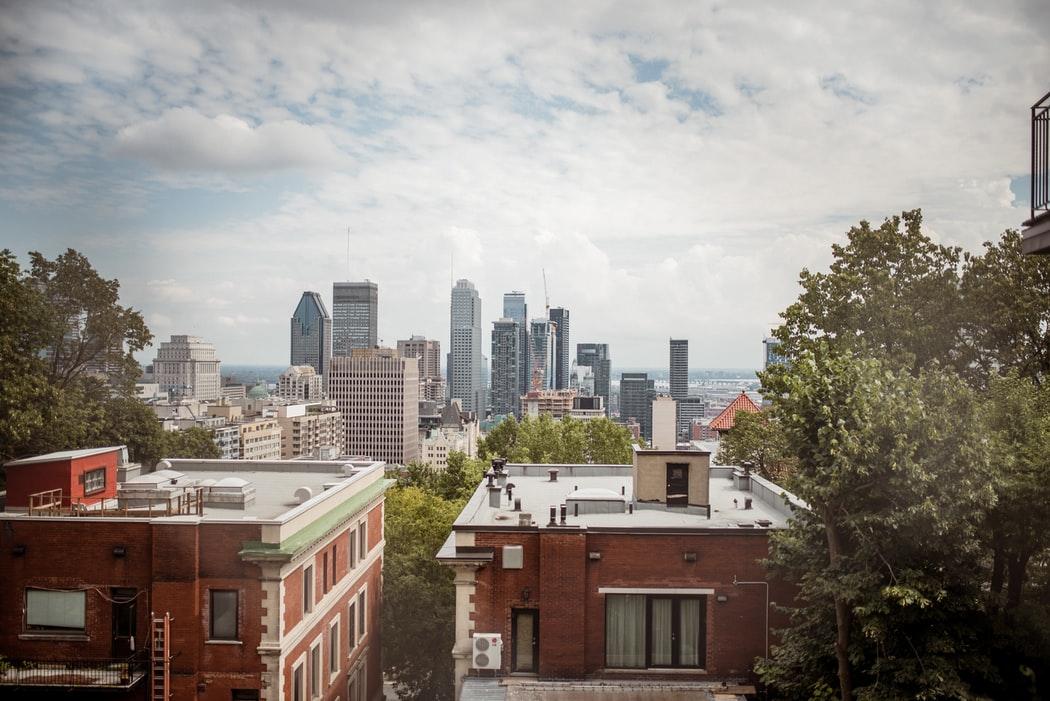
[0,452,389,701]
[239,418,282,461]
[277,404,345,460]
[397,336,445,403]
[277,365,325,402]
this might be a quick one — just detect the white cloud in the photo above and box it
[114,108,339,173]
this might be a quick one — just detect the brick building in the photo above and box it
[438,448,802,700]
[4,446,130,510]
[0,453,389,701]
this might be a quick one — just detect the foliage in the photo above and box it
[478,414,632,464]
[382,485,464,701]
[758,347,994,701]
[715,409,794,481]
[399,452,488,502]
[774,209,965,376]
[162,427,222,462]
[0,249,164,479]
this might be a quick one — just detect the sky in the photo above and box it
[1,1,1047,369]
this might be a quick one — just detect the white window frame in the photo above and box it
[292,654,306,701]
[358,519,367,561]
[357,586,367,643]
[83,468,106,495]
[303,564,314,615]
[347,600,357,653]
[309,637,323,699]
[348,525,357,570]
[329,617,341,681]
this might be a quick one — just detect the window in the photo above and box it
[303,565,314,614]
[358,521,367,559]
[323,552,329,593]
[83,468,106,494]
[329,621,340,675]
[604,594,706,669]
[26,589,86,632]
[347,666,366,701]
[310,642,322,698]
[293,662,304,701]
[331,546,338,585]
[348,601,357,648]
[210,590,239,640]
[357,591,366,640]
[348,527,357,569]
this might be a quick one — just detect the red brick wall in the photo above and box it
[471,528,790,681]
[4,450,119,508]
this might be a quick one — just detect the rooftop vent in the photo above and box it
[203,477,256,509]
[548,468,559,482]
[294,486,313,504]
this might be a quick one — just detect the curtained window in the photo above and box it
[26,589,86,632]
[605,593,706,669]
[605,594,645,668]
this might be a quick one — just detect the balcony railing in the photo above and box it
[0,652,148,688]
[27,488,205,518]
[1032,90,1050,223]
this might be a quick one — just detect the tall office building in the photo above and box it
[397,335,445,402]
[576,343,611,415]
[491,318,520,417]
[329,349,419,464]
[152,335,221,401]
[332,281,378,354]
[669,338,688,400]
[503,292,529,398]
[620,372,655,441]
[549,307,571,390]
[290,291,331,378]
[763,337,787,369]
[528,319,551,391]
[449,279,484,413]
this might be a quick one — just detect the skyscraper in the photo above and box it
[549,307,570,390]
[290,291,331,378]
[576,343,611,414]
[503,292,529,397]
[490,318,520,417]
[397,336,445,402]
[620,372,655,441]
[332,281,378,354]
[449,279,484,413]
[528,318,551,391]
[328,349,419,465]
[669,338,688,400]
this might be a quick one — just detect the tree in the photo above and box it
[715,409,794,481]
[961,230,1050,387]
[982,373,1050,609]
[774,210,965,376]
[162,427,222,462]
[382,486,464,701]
[477,414,518,460]
[583,417,633,464]
[478,414,632,465]
[758,348,994,701]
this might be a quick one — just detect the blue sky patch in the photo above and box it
[629,54,669,83]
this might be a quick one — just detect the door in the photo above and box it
[512,609,538,673]
[645,596,706,668]
[666,463,689,507]
[111,588,137,656]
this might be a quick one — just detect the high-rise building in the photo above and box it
[290,291,331,379]
[490,318,520,417]
[503,292,529,400]
[276,404,345,460]
[449,279,484,413]
[669,339,688,400]
[152,334,221,401]
[528,319,551,391]
[329,349,419,465]
[398,336,445,402]
[549,307,571,390]
[620,372,655,441]
[576,343,611,415]
[332,281,378,354]
[763,337,787,369]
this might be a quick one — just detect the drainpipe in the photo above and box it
[732,575,769,660]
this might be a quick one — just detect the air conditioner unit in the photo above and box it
[471,633,502,670]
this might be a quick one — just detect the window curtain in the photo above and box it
[26,589,85,630]
[679,598,702,666]
[650,598,672,666]
[605,594,645,667]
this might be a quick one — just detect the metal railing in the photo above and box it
[1033,90,1050,222]
[0,652,148,688]
[27,488,205,518]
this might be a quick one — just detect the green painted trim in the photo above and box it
[239,479,393,561]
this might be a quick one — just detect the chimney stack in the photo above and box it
[548,506,557,526]
[548,468,559,482]
[559,504,567,525]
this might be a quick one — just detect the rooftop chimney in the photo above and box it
[548,505,557,526]
[488,485,501,508]
[513,497,521,511]
[518,512,532,527]
[559,504,567,525]
[548,468,559,482]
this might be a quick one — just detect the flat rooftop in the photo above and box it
[453,464,802,532]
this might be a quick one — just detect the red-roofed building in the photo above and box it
[708,392,761,435]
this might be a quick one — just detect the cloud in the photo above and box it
[146,278,195,302]
[113,108,339,173]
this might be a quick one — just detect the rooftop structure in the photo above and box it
[708,391,761,434]
[0,454,389,700]
[439,449,803,698]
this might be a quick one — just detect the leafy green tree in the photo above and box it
[961,230,1050,387]
[982,373,1050,609]
[382,486,464,701]
[759,348,994,701]
[715,409,794,481]
[583,417,633,464]
[557,415,587,463]
[477,414,518,460]
[774,210,965,376]
[162,427,222,462]
[478,414,631,465]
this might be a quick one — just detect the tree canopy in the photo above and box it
[478,414,633,464]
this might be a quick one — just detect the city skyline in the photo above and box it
[2,3,1046,369]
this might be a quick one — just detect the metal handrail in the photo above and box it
[1032,90,1050,222]
[0,651,148,687]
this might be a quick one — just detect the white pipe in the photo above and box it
[732,575,769,659]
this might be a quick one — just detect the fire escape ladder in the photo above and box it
[151,613,172,701]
